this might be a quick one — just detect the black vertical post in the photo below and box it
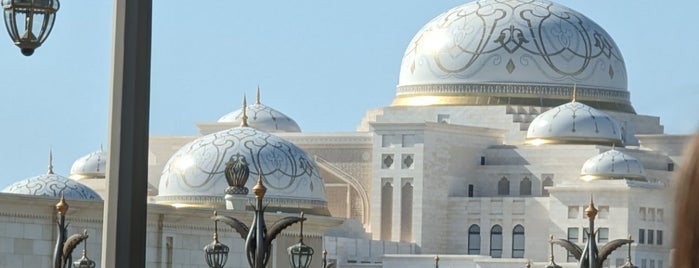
[101,0,152,267]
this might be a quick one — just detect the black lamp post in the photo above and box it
[203,154,308,268]
[53,196,93,268]
[549,198,632,268]
[1,0,60,56]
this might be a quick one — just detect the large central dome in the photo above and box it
[394,0,632,112]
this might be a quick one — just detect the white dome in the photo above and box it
[156,126,328,214]
[70,149,107,179]
[2,173,102,200]
[218,91,301,133]
[394,0,631,112]
[580,149,646,181]
[526,101,622,146]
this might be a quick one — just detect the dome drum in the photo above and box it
[393,84,634,113]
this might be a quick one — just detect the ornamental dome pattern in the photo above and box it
[70,149,107,179]
[526,101,622,146]
[218,91,301,133]
[156,126,328,215]
[394,0,631,112]
[2,173,102,200]
[580,149,646,181]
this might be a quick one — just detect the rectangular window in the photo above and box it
[402,134,416,147]
[648,230,654,245]
[567,227,579,262]
[639,207,647,220]
[598,206,610,219]
[598,228,609,243]
[568,206,579,219]
[648,208,656,221]
[468,184,474,197]
[657,230,663,245]
[650,260,656,268]
[437,114,450,123]
[657,209,664,222]
[638,229,645,244]
[658,260,663,268]
[642,259,647,268]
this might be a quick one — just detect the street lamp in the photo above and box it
[287,212,314,268]
[1,0,60,56]
[72,230,96,268]
[203,212,230,268]
[549,198,632,268]
[53,195,93,268]
[203,154,307,268]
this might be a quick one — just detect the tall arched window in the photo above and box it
[400,182,413,242]
[519,177,532,196]
[542,177,553,197]
[468,224,480,254]
[497,177,510,195]
[381,182,393,240]
[512,225,525,258]
[490,225,503,258]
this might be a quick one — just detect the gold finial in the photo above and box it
[572,84,577,102]
[48,149,54,174]
[256,85,261,105]
[56,194,69,215]
[584,195,598,219]
[252,174,267,199]
[240,95,249,127]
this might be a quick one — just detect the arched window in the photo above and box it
[512,225,525,258]
[497,177,510,195]
[381,182,393,240]
[542,177,553,197]
[400,182,413,242]
[468,224,480,254]
[490,225,503,258]
[519,177,532,196]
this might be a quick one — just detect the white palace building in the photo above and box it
[0,0,692,267]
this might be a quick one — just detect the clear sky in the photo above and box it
[0,0,697,188]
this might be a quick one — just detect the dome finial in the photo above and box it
[48,148,54,175]
[240,95,249,127]
[256,85,261,105]
[572,84,577,102]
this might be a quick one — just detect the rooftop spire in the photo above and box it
[572,84,577,102]
[48,149,54,174]
[256,85,261,105]
[240,95,249,127]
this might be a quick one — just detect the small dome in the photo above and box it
[70,149,107,179]
[2,173,102,200]
[394,0,631,112]
[526,101,622,146]
[217,89,301,133]
[156,126,328,215]
[580,149,646,181]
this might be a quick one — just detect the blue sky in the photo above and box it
[0,0,697,188]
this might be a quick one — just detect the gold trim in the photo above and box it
[392,83,635,113]
[525,137,623,147]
